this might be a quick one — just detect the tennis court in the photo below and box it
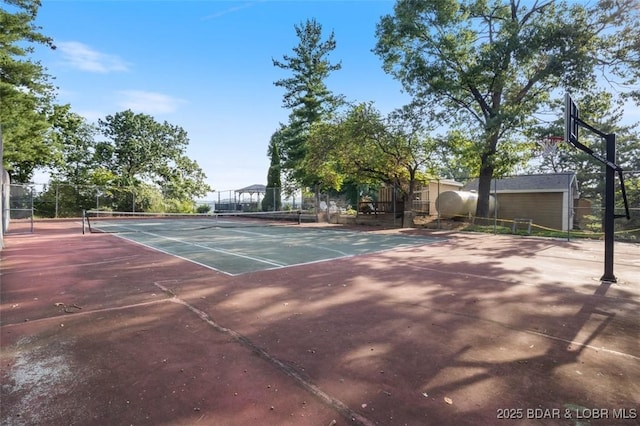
[84,211,440,275]
[1,219,639,425]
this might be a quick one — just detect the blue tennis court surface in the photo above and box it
[97,223,442,275]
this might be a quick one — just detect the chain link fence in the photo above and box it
[5,172,639,242]
[408,172,639,243]
[28,183,137,218]
[198,187,305,212]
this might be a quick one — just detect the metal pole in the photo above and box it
[325,193,329,223]
[567,174,571,241]
[30,186,34,233]
[55,184,59,218]
[392,185,396,227]
[436,179,440,230]
[493,178,497,234]
[601,133,616,282]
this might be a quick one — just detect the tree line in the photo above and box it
[3,0,639,218]
[2,0,211,213]
[269,1,639,220]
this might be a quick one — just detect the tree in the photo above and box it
[527,91,637,198]
[96,110,211,210]
[1,0,57,183]
[272,18,344,188]
[375,0,640,219]
[262,129,283,211]
[35,105,99,217]
[306,102,437,215]
[48,104,98,184]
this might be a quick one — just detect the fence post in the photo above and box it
[493,177,498,234]
[392,185,397,227]
[436,179,440,230]
[55,184,59,218]
[29,185,34,232]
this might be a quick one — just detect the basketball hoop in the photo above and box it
[536,136,564,157]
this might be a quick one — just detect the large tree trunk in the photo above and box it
[475,153,495,223]
[400,172,417,228]
[475,130,500,222]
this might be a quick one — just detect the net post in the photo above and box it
[82,209,86,235]
[297,209,302,225]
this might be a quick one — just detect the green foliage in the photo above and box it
[162,197,196,214]
[97,110,212,203]
[374,0,640,218]
[98,110,182,185]
[527,90,640,208]
[273,18,344,188]
[48,104,98,184]
[306,102,438,209]
[34,109,213,215]
[196,204,211,214]
[262,130,283,211]
[33,182,99,217]
[157,155,211,201]
[2,2,212,211]
[623,175,640,209]
[1,0,57,183]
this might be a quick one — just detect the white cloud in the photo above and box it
[202,0,264,20]
[117,90,186,114]
[57,41,129,73]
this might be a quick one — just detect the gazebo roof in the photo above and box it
[235,184,266,194]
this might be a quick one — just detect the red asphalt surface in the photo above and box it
[1,219,639,425]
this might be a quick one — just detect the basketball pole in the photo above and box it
[602,133,616,282]
[566,93,630,283]
[571,120,621,283]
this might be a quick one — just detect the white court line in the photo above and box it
[107,230,356,275]
[94,224,287,276]
[124,230,287,268]
[227,228,352,257]
[109,233,233,276]
[224,227,430,257]
[94,223,436,276]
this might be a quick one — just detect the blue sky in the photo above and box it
[31,0,639,196]
[32,0,410,194]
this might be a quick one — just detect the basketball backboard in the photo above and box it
[564,93,579,144]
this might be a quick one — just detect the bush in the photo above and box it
[196,204,211,214]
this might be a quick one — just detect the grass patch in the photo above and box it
[460,223,604,240]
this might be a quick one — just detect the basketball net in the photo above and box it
[536,136,563,157]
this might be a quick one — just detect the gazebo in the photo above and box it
[235,184,266,210]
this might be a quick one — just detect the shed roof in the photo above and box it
[436,179,464,187]
[463,173,577,193]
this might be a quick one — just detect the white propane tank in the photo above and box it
[435,191,496,218]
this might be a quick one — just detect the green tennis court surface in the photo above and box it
[94,221,441,275]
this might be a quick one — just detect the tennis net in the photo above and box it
[82,210,305,234]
